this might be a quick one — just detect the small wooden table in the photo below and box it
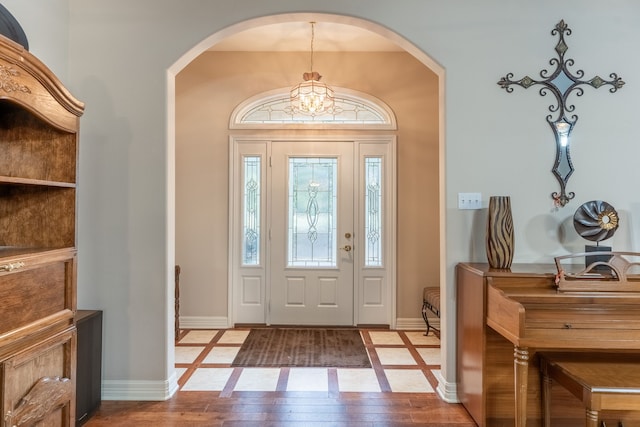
[540,352,640,427]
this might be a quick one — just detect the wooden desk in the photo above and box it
[456,263,640,427]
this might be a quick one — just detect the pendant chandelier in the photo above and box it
[290,22,334,115]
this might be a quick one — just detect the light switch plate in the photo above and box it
[458,193,482,210]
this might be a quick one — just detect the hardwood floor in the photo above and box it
[86,391,476,426]
[85,328,476,426]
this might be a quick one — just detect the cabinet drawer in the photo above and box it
[2,327,76,427]
[524,306,640,330]
[0,249,76,346]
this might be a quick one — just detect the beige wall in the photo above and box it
[176,51,438,321]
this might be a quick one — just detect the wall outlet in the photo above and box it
[458,192,482,210]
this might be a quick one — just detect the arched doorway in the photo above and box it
[167,13,447,399]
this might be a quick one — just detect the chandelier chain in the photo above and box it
[309,21,315,73]
[290,21,334,115]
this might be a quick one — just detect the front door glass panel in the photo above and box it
[287,157,337,267]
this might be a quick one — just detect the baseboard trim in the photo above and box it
[102,371,179,401]
[179,316,433,331]
[432,369,459,403]
[179,316,230,329]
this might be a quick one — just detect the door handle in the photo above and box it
[339,245,352,252]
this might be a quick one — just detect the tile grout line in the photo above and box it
[176,329,228,389]
[361,329,392,392]
[219,367,243,398]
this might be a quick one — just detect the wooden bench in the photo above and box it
[540,352,640,427]
[421,286,440,336]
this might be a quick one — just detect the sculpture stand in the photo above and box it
[585,245,611,271]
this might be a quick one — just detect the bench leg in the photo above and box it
[421,301,432,336]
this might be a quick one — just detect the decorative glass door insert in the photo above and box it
[288,158,337,267]
[242,156,261,265]
[365,157,382,267]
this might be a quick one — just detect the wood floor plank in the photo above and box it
[88,393,474,426]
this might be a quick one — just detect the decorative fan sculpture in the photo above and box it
[573,200,619,270]
[573,200,619,243]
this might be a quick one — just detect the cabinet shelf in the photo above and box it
[0,246,74,260]
[0,101,77,184]
[0,186,75,248]
[0,176,75,188]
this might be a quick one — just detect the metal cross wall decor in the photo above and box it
[498,20,624,208]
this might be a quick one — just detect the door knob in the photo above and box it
[339,245,352,252]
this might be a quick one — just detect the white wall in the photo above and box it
[2,0,69,81]
[9,0,640,400]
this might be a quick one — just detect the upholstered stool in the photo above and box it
[421,287,440,336]
[540,352,640,427]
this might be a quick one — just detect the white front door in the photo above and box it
[269,140,354,325]
[230,137,396,328]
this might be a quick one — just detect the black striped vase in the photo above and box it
[486,196,514,269]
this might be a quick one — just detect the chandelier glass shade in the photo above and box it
[290,22,334,115]
[290,71,335,114]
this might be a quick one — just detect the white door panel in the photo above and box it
[269,140,354,325]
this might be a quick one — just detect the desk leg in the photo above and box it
[514,346,530,427]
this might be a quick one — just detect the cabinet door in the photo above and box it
[0,249,76,347]
[2,328,76,427]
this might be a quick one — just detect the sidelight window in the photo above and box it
[242,156,261,265]
[365,157,383,266]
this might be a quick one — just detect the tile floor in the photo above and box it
[175,329,441,395]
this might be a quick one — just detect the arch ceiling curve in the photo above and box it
[169,13,443,77]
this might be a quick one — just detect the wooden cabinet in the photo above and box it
[0,35,84,426]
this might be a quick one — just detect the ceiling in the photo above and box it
[209,22,403,52]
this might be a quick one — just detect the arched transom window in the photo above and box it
[230,87,397,130]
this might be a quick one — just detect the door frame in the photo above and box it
[228,135,397,327]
